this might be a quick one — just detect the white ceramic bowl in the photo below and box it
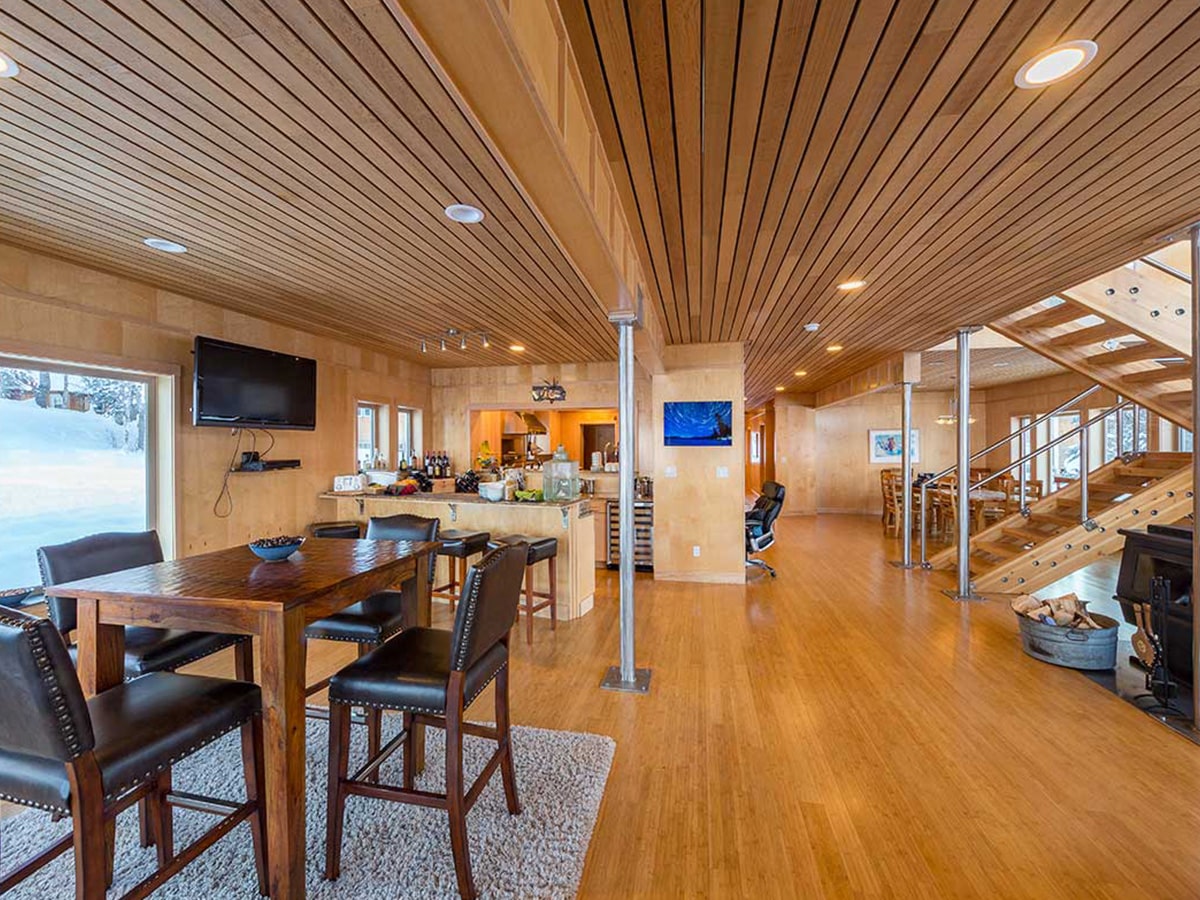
[478,481,506,502]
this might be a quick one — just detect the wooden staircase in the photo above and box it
[990,263,1192,430]
[928,453,1192,594]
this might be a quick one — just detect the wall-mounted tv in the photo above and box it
[664,400,733,447]
[193,336,317,431]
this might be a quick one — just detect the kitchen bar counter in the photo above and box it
[319,491,596,619]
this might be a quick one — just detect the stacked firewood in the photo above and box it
[1010,592,1105,629]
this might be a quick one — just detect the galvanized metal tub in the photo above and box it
[1016,612,1119,670]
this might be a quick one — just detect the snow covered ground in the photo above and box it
[0,398,146,590]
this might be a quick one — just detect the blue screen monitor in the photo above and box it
[663,400,733,447]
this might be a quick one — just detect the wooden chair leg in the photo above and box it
[455,556,468,612]
[548,556,557,631]
[324,702,352,882]
[494,661,520,816]
[523,565,534,646]
[67,754,106,900]
[241,715,269,897]
[234,637,255,681]
[445,677,476,900]
[359,642,383,782]
[138,798,155,849]
[448,557,458,611]
[151,768,173,869]
[402,711,415,790]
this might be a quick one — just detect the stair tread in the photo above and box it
[974,540,1022,559]
[1049,321,1133,348]
[1088,342,1174,366]
[1013,301,1089,330]
[1121,364,1191,385]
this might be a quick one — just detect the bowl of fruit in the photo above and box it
[248,535,305,562]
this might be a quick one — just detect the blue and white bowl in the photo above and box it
[248,537,305,561]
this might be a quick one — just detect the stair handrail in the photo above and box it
[1140,255,1192,285]
[918,395,1132,567]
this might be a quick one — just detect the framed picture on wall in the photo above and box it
[664,400,734,446]
[869,428,920,464]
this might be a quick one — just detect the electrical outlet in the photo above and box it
[692,545,701,557]
[716,466,729,478]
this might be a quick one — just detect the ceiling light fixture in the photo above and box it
[826,344,843,352]
[444,203,485,224]
[836,280,867,291]
[481,334,490,348]
[1014,40,1098,89]
[439,338,447,351]
[0,51,18,79]
[420,340,427,353]
[775,386,786,392]
[142,237,187,254]
[794,370,807,377]
[509,344,525,353]
[804,322,821,332]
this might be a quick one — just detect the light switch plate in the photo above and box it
[665,465,678,478]
[692,545,701,557]
[716,466,729,478]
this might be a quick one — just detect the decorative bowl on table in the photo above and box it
[248,535,305,561]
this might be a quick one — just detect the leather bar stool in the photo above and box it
[0,607,268,899]
[310,521,362,539]
[433,529,491,611]
[306,513,439,768]
[324,543,528,900]
[487,534,558,645]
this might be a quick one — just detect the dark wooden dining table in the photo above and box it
[49,537,438,900]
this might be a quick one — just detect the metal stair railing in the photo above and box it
[918,390,1138,567]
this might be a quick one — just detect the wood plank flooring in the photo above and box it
[10,515,1200,897]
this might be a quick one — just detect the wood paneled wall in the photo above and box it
[653,343,746,583]
[815,391,987,515]
[773,397,817,516]
[0,242,430,556]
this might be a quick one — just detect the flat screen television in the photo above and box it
[192,336,317,430]
[663,400,733,447]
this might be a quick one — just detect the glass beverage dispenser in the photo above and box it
[543,445,580,501]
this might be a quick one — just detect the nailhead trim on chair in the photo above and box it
[451,546,513,671]
[304,621,404,645]
[125,633,248,675]
[0,608,86,759]
[328,663,506,715]
[101,711,260,802]
[0,790,68,814]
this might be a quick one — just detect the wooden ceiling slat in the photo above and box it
[0,0,620,366]
[664,0,702,345]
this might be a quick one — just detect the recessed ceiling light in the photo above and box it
[444,203,485,224]
[775,385,785,392]
[836,280,867,291]
[794,370,807,377]
[509,344,525,352]
[804,322,821,332]
[143,237,187,254]
[0,51,18,79]
[1014,40,1098,89]
[826,344,843,352]
[993,362,1010,368]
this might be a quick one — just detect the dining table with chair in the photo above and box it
[35,533,440,900]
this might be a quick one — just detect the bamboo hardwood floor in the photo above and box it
[9,516,1200,897]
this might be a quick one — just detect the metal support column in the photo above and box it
[601,307,651,693]
[1079,417,1090,525]
[1190,223,1200,727]
[945,326,983,601]
[891,381,916,568]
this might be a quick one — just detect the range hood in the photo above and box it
[501,411,548,434]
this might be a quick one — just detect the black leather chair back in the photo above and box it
[761,481,785,504]
[449,543,527,672]
[761,483,786,529]
[38,531,164,636]
[365,514,440,584]
[0,608,94,761]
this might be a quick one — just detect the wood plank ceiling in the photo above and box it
[0,0,617,368]
[558,0,1200,403]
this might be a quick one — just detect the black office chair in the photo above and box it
[0,607,268,898]
[305,513,440,766]
[324,542,528,900]
[37,531,253,681]
[746,481,786,577]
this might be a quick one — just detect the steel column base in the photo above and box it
[600,666,652,694]
[942,588,986,603]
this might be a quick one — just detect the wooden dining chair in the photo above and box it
[0,607,268,899]
[323,542,528,900]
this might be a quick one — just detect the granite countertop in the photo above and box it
[321,491,589,509]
